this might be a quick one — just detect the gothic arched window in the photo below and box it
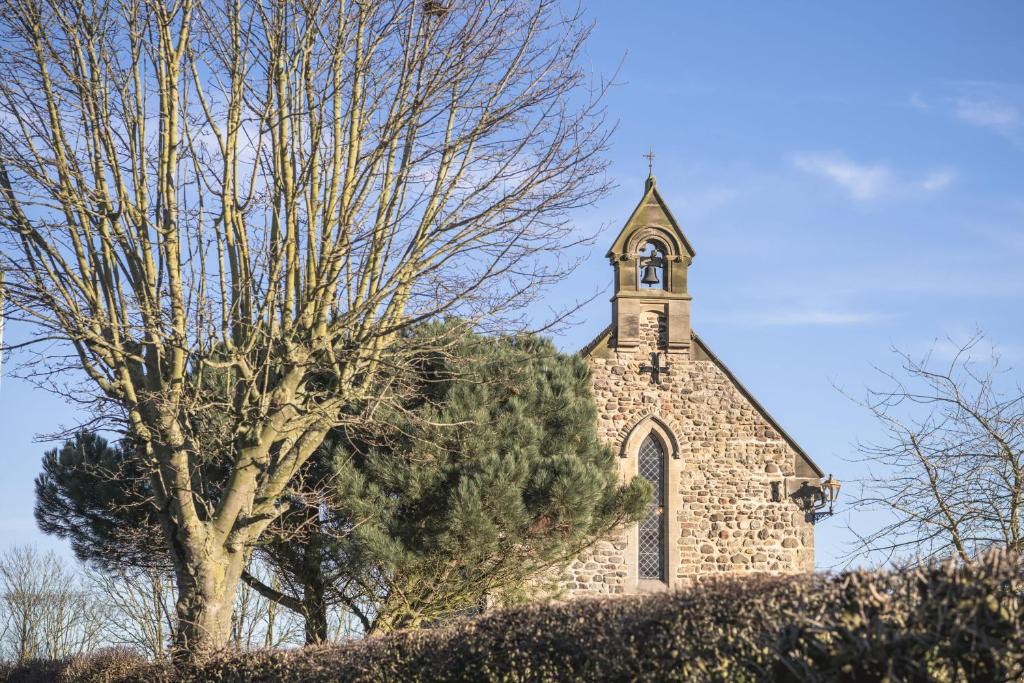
[637,432,666,580]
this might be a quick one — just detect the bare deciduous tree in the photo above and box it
[0,0,609,653]
[846,334,1023,564]
[88,567,177,660]
[0,269,6,386]
[0,546,106,662]
[230,559,303,651]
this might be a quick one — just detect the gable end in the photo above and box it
[605,183,696,260]
[691,332,823,478]
[578,323,614,359]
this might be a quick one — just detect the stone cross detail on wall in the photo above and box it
[639,352,671,385]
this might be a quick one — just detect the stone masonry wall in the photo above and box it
[561,312,815,596]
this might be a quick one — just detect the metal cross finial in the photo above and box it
[643,148,656,176]
[639,352,671,385]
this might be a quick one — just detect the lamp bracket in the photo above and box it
[810,510,834,525]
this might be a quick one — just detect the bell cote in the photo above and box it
[606,176,695,355]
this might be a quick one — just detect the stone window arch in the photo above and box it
[625,226,683,261]
[637,431,667,580]
[619,414,680,460]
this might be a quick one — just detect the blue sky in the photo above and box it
[2,2,1023,570]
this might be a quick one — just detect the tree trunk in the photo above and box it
[302,538,328,644]
[303,581,327,645]
[171,544,247,657]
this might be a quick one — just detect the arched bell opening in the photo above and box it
[637,240,669,291]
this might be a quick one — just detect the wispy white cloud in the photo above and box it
[790,152,954,201]
[708,309,891,327]
[791,153,891,200]
[913,81,1024,143]
[908,92,930,111]
[954,98,1022,137]
[918,169,955,192]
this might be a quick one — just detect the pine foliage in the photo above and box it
[35,433,165,572]
[33,325,649,636]
[328,323,649,632]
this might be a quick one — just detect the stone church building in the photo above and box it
[563,175,825,596]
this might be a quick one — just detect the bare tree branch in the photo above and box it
[843,333,1023,565]
[0,0,611,654]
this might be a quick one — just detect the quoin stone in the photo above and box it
[562,173,823,596]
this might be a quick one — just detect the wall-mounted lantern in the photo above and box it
[787,474,842,523]
[809,474,841,523]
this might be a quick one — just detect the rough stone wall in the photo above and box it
[561,312,815,596]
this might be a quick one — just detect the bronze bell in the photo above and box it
[641,263,660,285]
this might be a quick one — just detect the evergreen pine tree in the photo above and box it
[35,432,165,572]
[34,325,649,638]
[327,323,649,632]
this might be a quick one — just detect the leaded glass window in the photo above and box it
[637,433,665,580]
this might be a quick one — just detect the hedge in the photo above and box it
[4,551,1022,683]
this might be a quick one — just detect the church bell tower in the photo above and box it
[606,174,696,356]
